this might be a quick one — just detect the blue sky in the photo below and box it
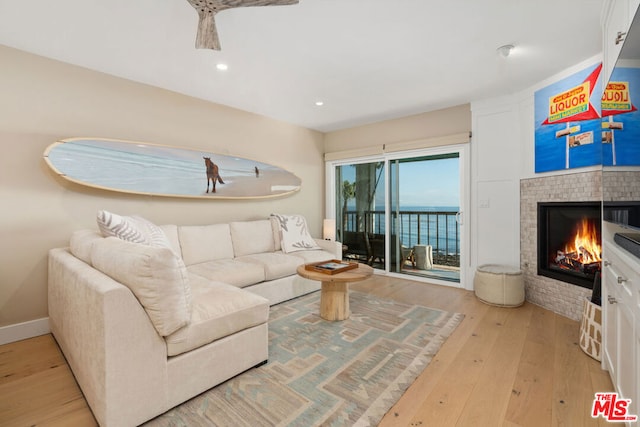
[397,157,459,207]
[341,156,460,208]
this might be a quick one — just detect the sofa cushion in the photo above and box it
[96,210,171,249]
[165,275,269,357]
[229,220,276,257]
[270,216,282,251]
[159,224,182,258]
[271,214,321,253]
[187,259,265,288]
[236,252,303,281]
[288,249,336,264]
[69,229,104,265]
[91,237,192,337]
[178,224,234,265]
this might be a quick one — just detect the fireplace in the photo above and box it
[537,202,602,289]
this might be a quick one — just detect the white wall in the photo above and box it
[324,105,472,154]
[469,54,603,276]
[0,39,605,339]
[0,45,325,333]
[470,97,522,271]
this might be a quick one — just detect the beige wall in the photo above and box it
[324,104,471,153]
[0,46,325,328]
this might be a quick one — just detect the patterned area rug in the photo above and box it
[145,291,463,427]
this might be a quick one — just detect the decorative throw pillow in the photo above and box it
[91,237,191,336]
[97,210,147,243]
[130,215,172,249]
[271,214,321,253]
[96,210,171,249]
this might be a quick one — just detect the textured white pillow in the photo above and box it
[131,215,172,248]
[271,214,321,253]
[96,210,171,249]
[91,237,191,336]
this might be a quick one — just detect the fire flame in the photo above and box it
[563,218,602,264]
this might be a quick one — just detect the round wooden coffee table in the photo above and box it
[297,263,374,321]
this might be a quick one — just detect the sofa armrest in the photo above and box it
[313,238,342,259]
[48,248,169,427]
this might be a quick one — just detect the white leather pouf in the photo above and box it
[474,264,525,307]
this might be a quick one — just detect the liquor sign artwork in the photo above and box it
[602,80,637,165]
[535,63,603,173]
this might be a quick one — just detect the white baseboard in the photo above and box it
[0,317,50,346]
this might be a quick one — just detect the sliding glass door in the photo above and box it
[389,152,462,283]
[330,145,467,287]
[335,160,385,266]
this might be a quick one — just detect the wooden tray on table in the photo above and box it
[304,260,358,275]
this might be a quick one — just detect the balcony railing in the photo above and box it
[341,209,460,267]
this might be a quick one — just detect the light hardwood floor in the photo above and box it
[0,275,612,426]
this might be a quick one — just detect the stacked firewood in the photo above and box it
[554,248,601,275]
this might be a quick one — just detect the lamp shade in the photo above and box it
[323,219,336,241]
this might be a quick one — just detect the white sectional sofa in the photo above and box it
[48,214,341,427]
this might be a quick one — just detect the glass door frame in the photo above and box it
[326,155,386,267]
[326,143,470,289]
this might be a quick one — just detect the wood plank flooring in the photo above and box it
[0,275,612,426]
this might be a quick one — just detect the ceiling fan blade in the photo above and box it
[187,0,222,50]
[194,8,221,50]
[218,0,299,6]
[186,0,299,50]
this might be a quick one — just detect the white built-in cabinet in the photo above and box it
[603,0,640,84]
[602,2,640,425]
[602,236,639,426]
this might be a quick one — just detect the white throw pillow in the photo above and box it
[91,237,191,337]
[132,215,173,248]
[96,210,171,249]
[271,214,321,253]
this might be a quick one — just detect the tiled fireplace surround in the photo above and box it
[520,170,601,321]
[521,169,640,320]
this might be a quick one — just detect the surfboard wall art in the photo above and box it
[44,138,301,199]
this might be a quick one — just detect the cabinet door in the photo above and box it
[604,0,631,84]
[604,241,639,426]
[603,260,619,376]
[631,0,640,23]
[616,293,637,422]
[636,327,640,426]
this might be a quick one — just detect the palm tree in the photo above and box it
[340,180,356,240]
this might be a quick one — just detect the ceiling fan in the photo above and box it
[186,0,299,50]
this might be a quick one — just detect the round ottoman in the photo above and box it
[474,264,525,307]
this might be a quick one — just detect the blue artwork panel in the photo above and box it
[534,63,603,173]
[602,66,640,166]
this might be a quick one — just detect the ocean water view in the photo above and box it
[345,205,460,256]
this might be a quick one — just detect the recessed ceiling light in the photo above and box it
[315,101,324,106]
[497,44,515,58]
[216,63,228,71]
